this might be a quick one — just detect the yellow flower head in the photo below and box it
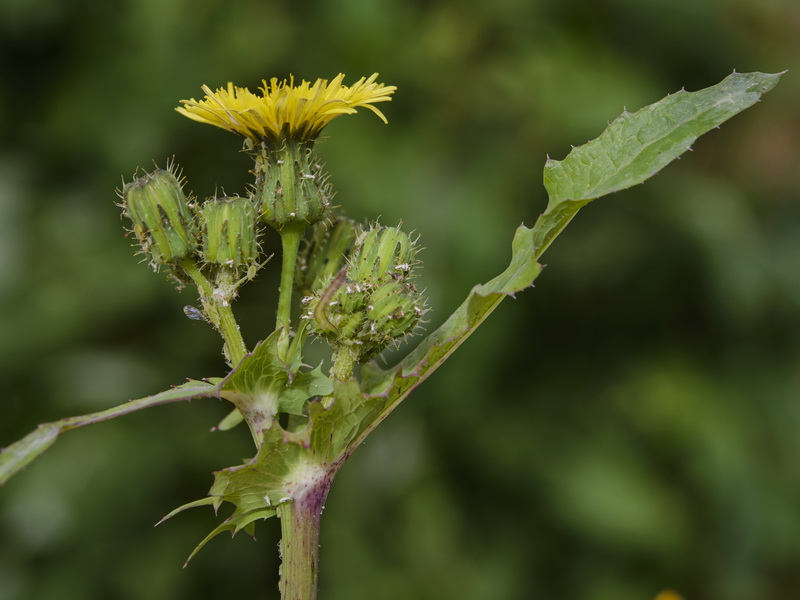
[176,73,396,144]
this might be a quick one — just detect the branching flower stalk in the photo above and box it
[0,71,782,599]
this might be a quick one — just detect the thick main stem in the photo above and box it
[277,472,333,600]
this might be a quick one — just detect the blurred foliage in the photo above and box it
[1,0,798,599]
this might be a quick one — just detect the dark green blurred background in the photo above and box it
[1,1,798,599]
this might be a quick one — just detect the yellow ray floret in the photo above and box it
[176,73,396,143]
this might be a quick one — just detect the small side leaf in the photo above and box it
[1,380,221,485]
[281,364,335,415]
[0,425,60,486]
[220,331,333,442]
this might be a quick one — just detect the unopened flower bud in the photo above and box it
[122,168,198,266]
[201,196,258,268]
[257,143,331,230]
[305,223,426,365]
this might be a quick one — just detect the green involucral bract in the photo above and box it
[256,141,332,231]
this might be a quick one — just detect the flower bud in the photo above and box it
[200,196,258,268]
[257,143,331,230]
[348,225,417,285]
[304,223,425,364]
[296,218,361,296]
[122,168,198,267]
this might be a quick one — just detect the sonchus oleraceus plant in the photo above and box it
[0,70,782,599]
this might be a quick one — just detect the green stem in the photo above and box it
[276,224,304,345]
[181,260,247,365]
[278,472,333,600]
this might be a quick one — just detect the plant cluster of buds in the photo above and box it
[119,75,421,376]
[301,223,426,368]
[122,143,336,270]
[121,166,261,277]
